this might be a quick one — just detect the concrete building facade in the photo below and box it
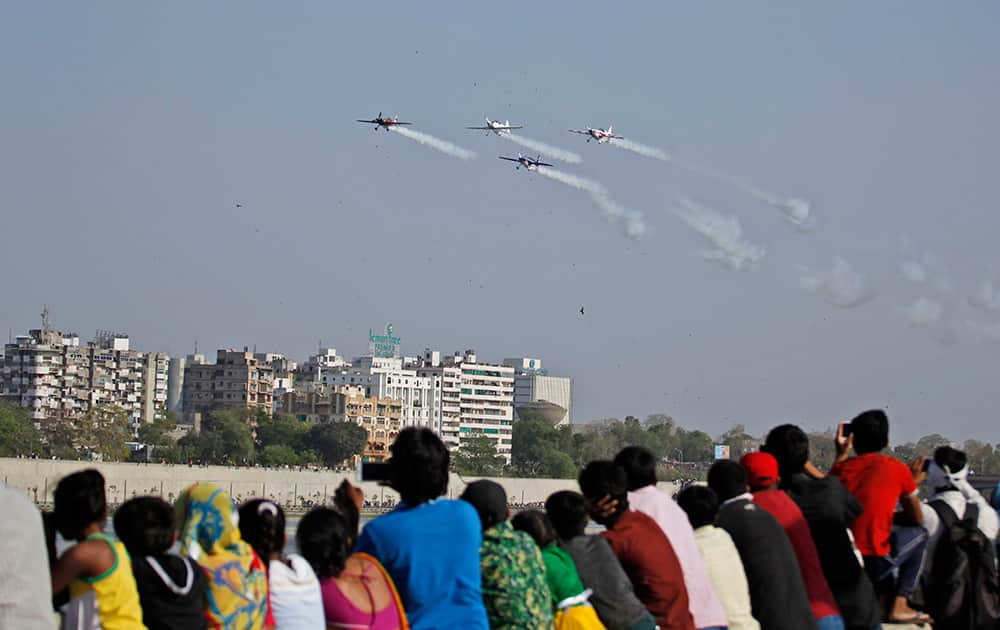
[504,357,572,426]
[2,324,168,424]
[181,349,274,416]
[315,356,437,431]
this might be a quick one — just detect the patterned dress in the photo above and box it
[480,521,554,630]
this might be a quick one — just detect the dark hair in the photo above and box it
[850,409,889,454]
[459,480,507,531]
[545,491,589,541]
[390,428,449,505]
[113,496,175,556]
[578,460,629,511]
[933,446,967,474]
[614,446,658,491]
[676,485,720,529]
[296,507,351,579]
[53,469,106,540]
[707,460,748,501]
[511,509,556,548]
[762,424,810,478]
[238,499,286,562]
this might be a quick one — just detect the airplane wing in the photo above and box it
[357,119,378,123]
[466,126,493,130]
[391,121,412,125]
[503,126,523,130]
[568,130,589,135]
[536,161,554,168]
[610,134,624,139]
[497,156,520,162]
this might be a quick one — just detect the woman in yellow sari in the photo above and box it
[175,483,272,629]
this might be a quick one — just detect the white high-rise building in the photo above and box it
[419,350,514,462]
[503,357,572,426]
[318,356,437,430]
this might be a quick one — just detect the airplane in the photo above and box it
[569,125,624,143]
[498,153,553,171]
[466,117,523,136]
[356,112,412,131]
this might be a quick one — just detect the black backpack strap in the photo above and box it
[930,499,960,529]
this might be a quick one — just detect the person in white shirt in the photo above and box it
[677,483,761,630]
[0,483,54,630]
[920,446,999,556]
[614,447,729,630]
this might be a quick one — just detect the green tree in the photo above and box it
[0,402,42,457]
[75,405,132,462]
[453,433,506,477]
[718,424,757,461]
[259,444,302,467]
[179,409,255,465]
[676,428,714,462]
[308,421,367,469]
[255,413,309,451]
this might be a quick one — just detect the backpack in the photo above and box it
[912,500,1000,630]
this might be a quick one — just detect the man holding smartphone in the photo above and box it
[829,409,929,625]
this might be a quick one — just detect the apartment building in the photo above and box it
[181,349,274,415]
[2,322,168,424]
[279,383,403,462]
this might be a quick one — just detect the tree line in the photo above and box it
[3,401,999,478]
[0,402,368,469]
[451,411,1000,479]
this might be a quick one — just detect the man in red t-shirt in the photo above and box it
[741,451,843,630]
[829,409,929,625]
[579,460,695,630]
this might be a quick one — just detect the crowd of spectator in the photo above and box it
[1,409,999,629]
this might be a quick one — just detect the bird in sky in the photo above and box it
[235,203,243,208]
[579,307,585,315]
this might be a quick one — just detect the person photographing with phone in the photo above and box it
[829,410,930,625]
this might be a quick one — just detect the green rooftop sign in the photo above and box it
[369,323,401,358]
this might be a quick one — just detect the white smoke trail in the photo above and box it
[965,319,1000,341]
[590,191,647,240]
[532,167,647,240]
[673,198,765,271]
[897,241,953,294]
[670,159,814,230]
[389,127,476,160]
[798,257,875,308]
[968,280,1000,312]
[534,167,606,195]
[504,134,582,164]
[607,138,670,161]
[898,297,944,326]
[739,184,814,230]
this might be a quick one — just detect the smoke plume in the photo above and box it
[607,138,670,161]
[798,257,875,308]
[968,280,1000,312]
[390,127,476,160]
[672,198,765,271]
[532,167,646,239]
[504,134,582,164]
[739,184,814,230]
[899,297,944,326]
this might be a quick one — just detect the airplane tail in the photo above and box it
[608,125,612,134]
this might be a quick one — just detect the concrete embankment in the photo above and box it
[0,458,682,509]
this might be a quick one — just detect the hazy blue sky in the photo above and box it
[3,2,999,443]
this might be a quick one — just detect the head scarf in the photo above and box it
[925,458,969,495]
[175,483,270,629]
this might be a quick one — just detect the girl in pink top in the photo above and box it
[296,482,408,630]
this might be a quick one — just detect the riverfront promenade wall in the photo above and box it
[0,458,681,509]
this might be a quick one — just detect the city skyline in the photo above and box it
[3,3,1000,444]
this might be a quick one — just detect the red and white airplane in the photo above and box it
[356,112,412,131]
[569,125,623,144]
[498,153,553,171]
[466,117,523,136]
